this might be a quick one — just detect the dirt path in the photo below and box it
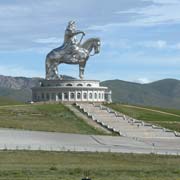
[122,105,180,118]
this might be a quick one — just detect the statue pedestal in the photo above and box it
[32,79,112,103]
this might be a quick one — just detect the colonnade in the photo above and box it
[33,90,105,102]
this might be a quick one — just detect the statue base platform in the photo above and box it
[32,79,112,103]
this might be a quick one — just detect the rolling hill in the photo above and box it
[101,79,180,109]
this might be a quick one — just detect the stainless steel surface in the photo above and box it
[45,21,100,80]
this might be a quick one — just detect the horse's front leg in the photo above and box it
[79,67,83,80]
[79,61,86,80]
[53,63,59,79]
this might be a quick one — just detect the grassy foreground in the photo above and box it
[0,151,179,180]
[107,103,180,132]
[0,96,22,106]
[0,104,105,135]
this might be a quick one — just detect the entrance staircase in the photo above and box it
[75,103,180,138]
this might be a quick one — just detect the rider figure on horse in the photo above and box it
[63,21,87,63]
[45,21,100,80]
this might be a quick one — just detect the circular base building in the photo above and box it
[32,79,112,103]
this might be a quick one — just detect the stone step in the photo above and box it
[76,103,176,138]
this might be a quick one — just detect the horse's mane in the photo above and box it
[81,38,100,49]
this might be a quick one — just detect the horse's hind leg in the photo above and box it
[46,57,60,80]
[45,58,51,79]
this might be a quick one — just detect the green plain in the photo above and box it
[0,151,179,180]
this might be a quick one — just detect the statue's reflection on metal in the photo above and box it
[45,21,101,80]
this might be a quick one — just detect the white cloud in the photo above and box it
[34,37,63,44]
[148,0,180,4]
[138,40,180,50]
[0,4,30,17]
[103,39,131,49]
[173,42,180,50]
[103,39,169,52]
[88,0,180,32]
[156,40,167,48]
[134,78,152,84]
[117,0,180,26]
[139,40,167,49]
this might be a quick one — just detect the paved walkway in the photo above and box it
[0,128,180,155]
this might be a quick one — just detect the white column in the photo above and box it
[75,91,77,101]
[68,91,71,101]
[81,90,83,101]
[97,91,101,101]
[92,90,95,102]
[62,92,64,101]
[56,93,58,102]
[87,90,89,102]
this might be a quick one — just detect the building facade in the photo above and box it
[32,79,112,103]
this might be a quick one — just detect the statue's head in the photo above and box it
[67,21,76,31]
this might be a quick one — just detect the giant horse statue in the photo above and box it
[45,21,101,80]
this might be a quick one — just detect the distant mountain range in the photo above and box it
[0,75,180,109]
[0,75,40,102]
[0,75,74,102]
[101,79,180,109]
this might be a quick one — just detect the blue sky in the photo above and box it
[0,0,180,83]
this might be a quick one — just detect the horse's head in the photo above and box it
[93,38,101,54]
[81,38,101,56]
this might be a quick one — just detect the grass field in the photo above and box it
[142,106,180,116]
[107,103,180,132]
[0,104,106,135]
[0,151,179,180]
[0,96,22,106]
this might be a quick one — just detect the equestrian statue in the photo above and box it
[45,21,101,80]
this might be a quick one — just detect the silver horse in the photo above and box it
[45,21,101,80]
